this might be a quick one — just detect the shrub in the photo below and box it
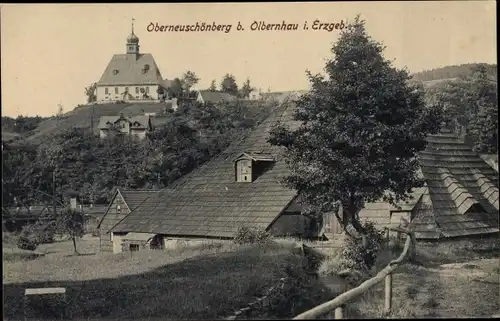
[267,256,333,318]
[318,220,385,286]
[233,226,272,245]
[17,220,56,251]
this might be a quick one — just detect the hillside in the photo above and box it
[25,103,168,144]
[412,63,497,82]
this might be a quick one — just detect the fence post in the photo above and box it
[334,305,344,319]
[384,272,393,315]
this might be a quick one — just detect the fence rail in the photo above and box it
[293,227,416,320]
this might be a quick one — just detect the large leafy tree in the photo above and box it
[208,80,217,91]
[84,83,97,104]
[168,78,185,98]
[240,78,254,99]
[220,74,239,96]
[181,70,200,92]
[466,66,498,153]
[424,65,498,153]
[268,16,444,244]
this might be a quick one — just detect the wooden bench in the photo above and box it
[24,287,68,320]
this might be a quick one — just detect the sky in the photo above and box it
[1,2,497,117]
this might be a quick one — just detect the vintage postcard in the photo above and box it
[1,2,498,320]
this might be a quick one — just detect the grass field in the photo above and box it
[325,236,500,319]
[4,233,499,320]
[2,235,334,320]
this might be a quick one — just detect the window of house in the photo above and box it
[125,87,129,93]
[129,244,140,252]
[116,204,121,214]
[113,70,119,75]
[105,88,109,95]
[135,87,139,94]
[146,87,150,93]
[115,87,119,94]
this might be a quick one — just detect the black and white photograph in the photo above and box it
[1,2,498,320]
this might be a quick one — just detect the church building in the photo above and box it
[96,21,171,103]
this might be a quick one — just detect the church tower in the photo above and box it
[126,18,140,55]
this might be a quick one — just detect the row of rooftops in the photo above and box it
[103,104,498,240]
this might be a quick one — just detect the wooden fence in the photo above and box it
[293,227,416,320]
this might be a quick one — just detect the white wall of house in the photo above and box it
[112,233,123,253]
[130,128,147,140]
[248,90,262,100]
[96,85,161,102]
[196,93,204,104]
[99,129,108,139]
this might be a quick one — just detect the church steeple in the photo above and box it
[126,18,140,55]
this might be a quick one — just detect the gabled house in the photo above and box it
[196,90,237,105]
[97,188,161,253]
[97,114,153,139]
[107,103,499,253]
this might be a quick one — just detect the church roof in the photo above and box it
[97,53,163,86]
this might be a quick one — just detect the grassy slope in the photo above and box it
[2,236,332,320]
[25,103,134,143]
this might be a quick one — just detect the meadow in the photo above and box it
[3,232,499,320]
[3,234,333,320]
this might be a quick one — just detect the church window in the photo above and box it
[115,87,119,94]
[105,88,109,95]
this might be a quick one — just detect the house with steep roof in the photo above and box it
[96,21,172,103]
[97,114,153,139]
[97,188,161,253]
[196,90,237,105]
[106,103,499,253]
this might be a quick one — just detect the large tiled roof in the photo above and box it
[409,129,499,238]
[97,53,163,86]
[112,103,301,238]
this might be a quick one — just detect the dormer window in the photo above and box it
[113,70,119,75]
[116,204,121,214]
[142,64,150,74]
[234,152,275,183]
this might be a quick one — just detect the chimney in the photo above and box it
[70,197,78,210]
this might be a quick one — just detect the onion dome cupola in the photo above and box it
[126,18,140,55]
